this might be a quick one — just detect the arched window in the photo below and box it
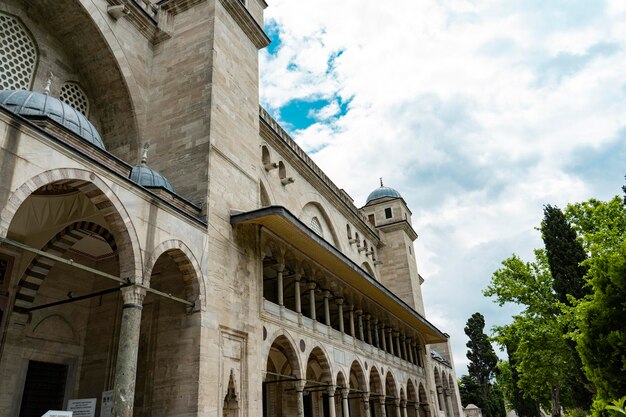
[59,82,89,116]
[261,145,270,165]
[0,13,37,90]
[278,161,286,179]
[310,216,323,237]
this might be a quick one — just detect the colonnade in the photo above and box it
[265,254,425,369]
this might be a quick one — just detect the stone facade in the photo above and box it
[0,1,464,416]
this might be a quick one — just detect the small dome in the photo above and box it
[0,89,105,149]
[366,185,402,203]
[130,165,175,192]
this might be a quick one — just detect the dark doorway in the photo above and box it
[19,360,68,417]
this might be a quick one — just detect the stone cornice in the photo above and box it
[158,0,206,15]
[218,0,270,49]
[106,0,172,44]
[259,107,380,242]
[377,219,418,241]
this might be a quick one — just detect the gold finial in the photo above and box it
[43,72,54,95]
[380,177,383,187]
[141,143,150,165]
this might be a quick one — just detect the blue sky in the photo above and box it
[259,0,626,375]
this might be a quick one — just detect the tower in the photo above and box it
[360,181,426,315]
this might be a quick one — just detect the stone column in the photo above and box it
[112,285,146,417]
[379,397,388,417]
[372,318,379,348]
[357,309,364,340]
[324,290,332,326]
[308,282,317,321]
[381,324,387,352]
[294,272,302,317]
[341,387,351,417]
[337,298,345,334]
[295,380,306,417]
[366,314,373,345]
[363,393,372,417]
[387,328,394,356]
[407,339,414,364]
[349,305,356,337]
[416,345,423,367]
[402,335,408,361]
[394,332,401,359]
[445,389,454,417]
[437,386,446,414]
[400,400,408,417]
[277,263,285,308]
[328,386,337,417]
[415,403,421,417]
[394,399,402,417]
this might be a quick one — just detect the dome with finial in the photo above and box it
[0,89,105,150]
[366,178,402,204]
[129,144,175,192]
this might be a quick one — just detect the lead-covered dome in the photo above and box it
[366,185,402,203]
[0,89,105,149]
[130,165,175,192]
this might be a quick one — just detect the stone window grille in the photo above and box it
[310,217,323,237]
[0,13,37,90]
[59,82,89,116]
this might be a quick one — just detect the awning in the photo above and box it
[230,206,447,344]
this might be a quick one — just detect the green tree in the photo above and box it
[460,312,506,417]
[465,312,499,397]
[541,205,593,409]
[485,251,582,417]
[565,197,626,413]
[541,205,588,304]
[496,346,540,417]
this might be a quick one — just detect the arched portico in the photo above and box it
[264,334,303,417]
[0,170,146,417]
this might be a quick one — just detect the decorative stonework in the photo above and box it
[0,13,37,90]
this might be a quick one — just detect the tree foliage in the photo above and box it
[541,205,588,304]
[564,197,626,412]
[460,312,505,417]
[485,250,583,417]
[541,205,593,409]
[465,312,499,396]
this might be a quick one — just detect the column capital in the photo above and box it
[327,385,337,396]
[294,379,307,392]
[394,398,401,407]
[393,330,400,337]
[372,317,378,325]
[362,393,370,403]
[294,271,302,281]
[323,290,332,298]
[335,297,344,305]
[355,309,363,315]
[341,387,350,398]
[307,281,317,290]
[121,285,146,307]
[385,327,393,334]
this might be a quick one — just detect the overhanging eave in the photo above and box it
[230,205,447,344]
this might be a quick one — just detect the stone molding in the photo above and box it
[218,0,270,49]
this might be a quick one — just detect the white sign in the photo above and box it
[42,412,72,417]
[100,390,113,417]
[67,398,96,417]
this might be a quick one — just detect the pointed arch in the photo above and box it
[144,239,205,311]
[1,169,142,281]
[265,331,303,380]
[306,345,333,384]
[13,221,116,312]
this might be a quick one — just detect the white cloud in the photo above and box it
[260,0,626,376]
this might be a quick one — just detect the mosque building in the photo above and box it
[0,0,464,416]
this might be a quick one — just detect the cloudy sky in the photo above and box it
[258,0,626,375]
